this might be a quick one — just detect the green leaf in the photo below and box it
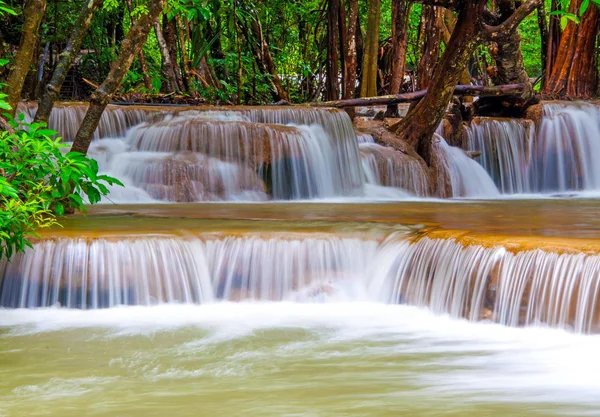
[0,101,11,111]
[580,0,590,15]
[55,202,65,217]
[68,194,85,208]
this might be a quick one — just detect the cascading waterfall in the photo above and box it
[433,136,500,198]
[3,232,600,334]
[359,143,430,196]
[466,117,535,194]
[0,234,379,308]
[535,102,600,193]
[464,102,600,195]
[16,102,154,141]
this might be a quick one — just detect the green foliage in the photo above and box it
[0,56,121,260]
[0,119,123,260]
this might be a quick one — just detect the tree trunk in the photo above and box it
[177,16,192,92]
[164,15,184,91]
[35,0,102,124]
[394,0,540,164]
[389,0,411,94]
[155,15,179,93]
[6,0,47,115]
[360,0,381,97]
[70,0,166,156]
[480,0,534,111]
[537,4,548,78]
[416,6,443,90]
[544,1,599,98]
[395,0,483,165]
[544,0,561,87]
[326,0,340,100]
[343,0,359,99]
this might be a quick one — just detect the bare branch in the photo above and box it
[483,0,542,41]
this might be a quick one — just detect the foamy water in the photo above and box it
[1,303,600,416]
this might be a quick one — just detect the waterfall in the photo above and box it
[359,143,430,196]
[464,103,600,195]
[0,235,379,308]
[434,136,500,198]
[373,236,600,334]
[535,102,600,193]
[3,232,600,334]
[16,102,155,141]
[466,117,535,194]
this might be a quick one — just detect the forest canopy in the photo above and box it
[0,0,597,107]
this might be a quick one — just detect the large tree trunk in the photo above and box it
[326,0,341,100]
[544,0,561,88]
[416,6,444,90]
[164,16,184,91]
[343,0,360,99]
[6,0,47,115]
[155,15,179,93]
[70,0,166,156]
[35,0,102,123]
[389,0,411,94]
[395,0,483,165]
[544,1,599,98]
[479,0,534,112]
[360,0,381,97]
[393,0,540,164]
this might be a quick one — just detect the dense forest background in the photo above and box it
[0,0,596,106]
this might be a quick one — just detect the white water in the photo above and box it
[535,102,600,193]
[2,303,600,416]
[4,233,600,334]
[466,117,535,194]
[435,137,500,198]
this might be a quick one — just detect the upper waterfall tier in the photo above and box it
[465,101,600,196]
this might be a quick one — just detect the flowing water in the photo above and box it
[5,103,600,416]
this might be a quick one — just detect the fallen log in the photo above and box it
[310,84,525,108]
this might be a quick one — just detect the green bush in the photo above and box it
[0,111,121,260]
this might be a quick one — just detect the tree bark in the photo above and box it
[544,0,561,87]
[389,0,411,94]
[480,0,534,111]
[177,16,192,92]
[155,14,179,93]
[70,0,166,156]
[343,0,360,99]
[326,0,341,100]
[6,0,47,116]
[34,0,102,124]
[360,0,382,97]
[312,84,526,107]
[544,1,599,98]
[416,6,444,90]
[164,15,184,91]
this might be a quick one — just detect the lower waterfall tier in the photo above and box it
[4,202,600,334]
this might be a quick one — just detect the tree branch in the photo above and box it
[482,0,542,41]
[310,84,526,107]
